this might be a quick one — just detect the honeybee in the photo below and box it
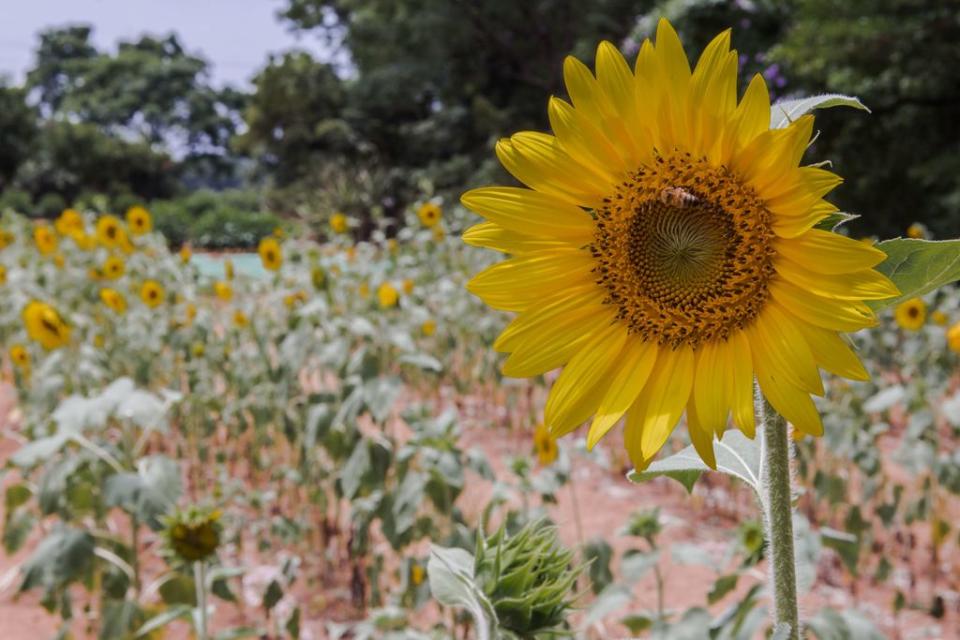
[659,187,699,208]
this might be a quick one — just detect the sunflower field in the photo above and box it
[3,10,960,640]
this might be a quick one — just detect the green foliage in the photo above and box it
[151,189,280,248]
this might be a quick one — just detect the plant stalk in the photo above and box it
[759,393,800,640]
[194,560,208,640]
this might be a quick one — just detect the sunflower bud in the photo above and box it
[474,519,583,638]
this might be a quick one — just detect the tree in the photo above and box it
[0,83,38,190]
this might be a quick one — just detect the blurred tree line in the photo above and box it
[0,0,956,241]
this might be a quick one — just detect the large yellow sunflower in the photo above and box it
[23,301,71,350]
[463,20,897,470]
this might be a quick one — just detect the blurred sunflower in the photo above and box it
[906,223,927,239]
[99,288,127,314]
[377,282,399,308]
[258,237,282,271]
[895,298,926,331]
[358,281,370,299]
[463,20,897,470]
[140,280,165,308]
[185,303,197,324]
[402,278,415,295]
[102,255,125,280]
[125,206,153,235]
[9,344,29,370]
[233,310,249,327]
[533,423,559,466]
[417,202,442,227]
[96,215,123,248]
[330,212,349,234]
[0,265,6,285]
[72,231,97,251]
[931,310,948,326]
[0,229,14,249]
[34,224,58,255]
[421,319,436,337]
[179,245,192,263]
[23,301,70,350]
[284,290,307,308]
[213,281,233,301]
[224,258,234,280]
[53,254,65,269]
[311,266,326,289]
[161,506,222,563]
[55,208,84,236]
[949,322,960,354]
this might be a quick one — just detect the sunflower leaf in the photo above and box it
[869,238,960,310]
[814,212,859,231]
[627,430,762,498]
[770,93,869,129]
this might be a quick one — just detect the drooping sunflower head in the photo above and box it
[894,297,926,331]
[140,280,165,308]
[23,301,70,350]
[463,20,897,470]
[417,202,442,227]
[125,206,153,235]
[258,236,283,271]
[99,288,127,315]
[161,505,223,563]
[34,224,58,255]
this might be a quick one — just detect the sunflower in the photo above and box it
[179,245,192,264]
[422,319,437,337]
[906,223,926,239]
[125,206,153,235]
[96,215,123,248]
[284,290,307,308]
[258,237,282,271]
[72,231,97,251]
[377,282,399,308]
[402,278,415,295]
[102,255,125,280]
[0,265,6,285]
[34,224,58,255]
[533,423,559,466]
[55,208,84,236]
[100,288,127,314]
[311,266,326,289]
[0,229,14,249]
[224,258,235,280]
[417,202,442,227]
[233,310,249,327]
[213,281,233,301]
[23,301,70,350]
[931,310,948,327]
[894,298,926,331]
[949,322,960,354]
[9,344,30,369]
[462,21,897,470]
[140,280,165,308]
[330,212,349,234]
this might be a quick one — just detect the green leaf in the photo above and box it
[707,574,739,605]
[158,573,196,606]
[20,527,95,592]
[870,238,960,309]
[628,430,762,498]
[770,93,868,129]
[5,483,32,511]
[135,604,192,638]
[427,545,497,640]
[814,212,859,231]
[820,528,860,576]
[263,579,284,611]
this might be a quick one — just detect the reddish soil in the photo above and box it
[1,379,957,639]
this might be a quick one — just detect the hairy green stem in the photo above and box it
[760,393,800,639]
[194,560,208,640]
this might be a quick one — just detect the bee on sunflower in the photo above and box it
[463,20,897,471]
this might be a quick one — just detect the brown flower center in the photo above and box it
[591,153,776,349]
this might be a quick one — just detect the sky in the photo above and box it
[0,0,334,88]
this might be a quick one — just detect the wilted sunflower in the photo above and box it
[96,215,123,248]
[102,255,125,280]
[140,280,165,308]
[34,224,58,255]
[161,506,223,563]
[258,236,282,271]
[894,298,926,331]
[417,202,442,227]
[125,206,153,235]
[23,301,70,350]
[9,344,30,369]
[463,20,897,470]
[99,288,127,314]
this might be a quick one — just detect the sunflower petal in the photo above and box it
[587,337,658,448]
[775,229,887,274]
[461,187,595,240]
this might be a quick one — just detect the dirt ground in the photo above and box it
[1,380,957,639]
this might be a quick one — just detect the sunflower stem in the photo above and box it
[759,392,800,640]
